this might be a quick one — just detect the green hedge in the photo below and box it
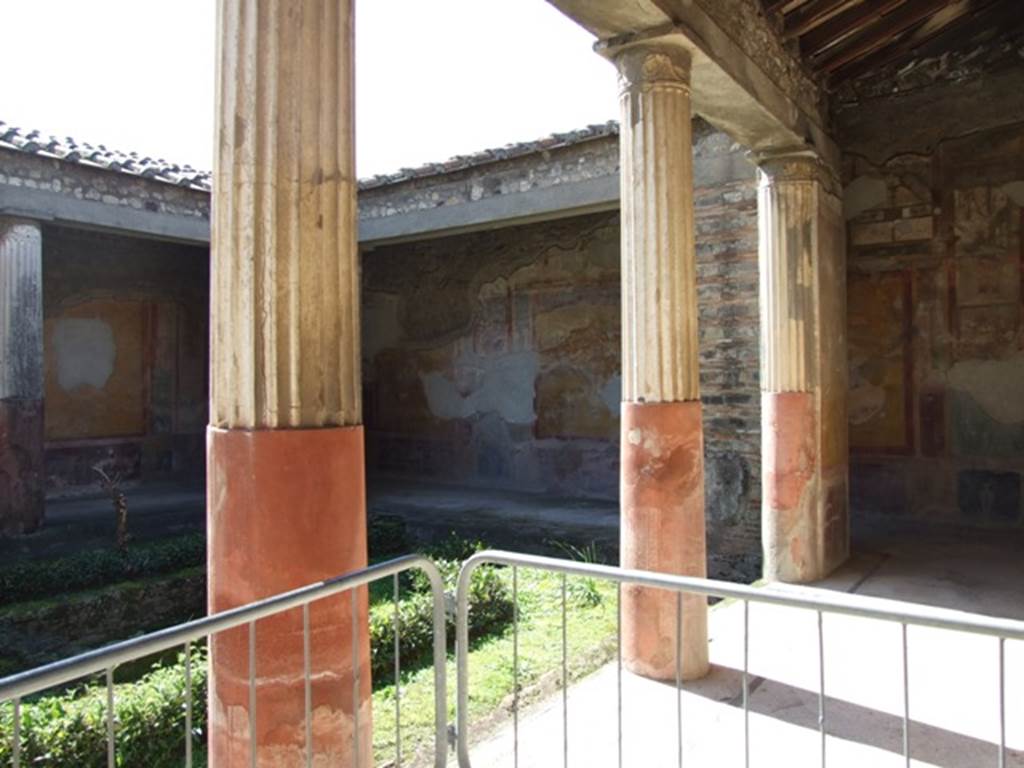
[0,554,511,767]
[1,516,413,612]
[0,535,205,608]
[0,647,207,768]
[370,557,512,682]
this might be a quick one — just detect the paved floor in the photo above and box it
[367,475,618,557]
[3,476,618,564]
[466,525,1024,767]
[0,482,206,563]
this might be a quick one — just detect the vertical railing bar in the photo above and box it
[106,666,116,768]
[743,600,750,768]
[818,610,826,768]
[393,573,402,768]
[675,590,683,768]
[513,566,519,768]
[561,572,568,768]
[901,623,910,767]
[999,636,1006,768]
[352,589,361,768]
[185,641,193,768]
[617,582,623,768]
[304,602,312,768]
[12,697,21,768]
[249,620,257,768]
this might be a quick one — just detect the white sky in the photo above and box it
[0,0,618,178]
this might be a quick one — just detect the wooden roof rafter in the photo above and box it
[760,0,1021,87]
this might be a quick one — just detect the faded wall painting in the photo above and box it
[848,271,912,453]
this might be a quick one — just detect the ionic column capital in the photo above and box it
[613,44,692,94]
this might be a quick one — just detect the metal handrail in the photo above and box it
[454,549,1024,768]
[1,553,449,768]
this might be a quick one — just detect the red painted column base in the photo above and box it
[207,425,372,768]
[0,397,44,536]
[620,401,709,681]
[762,391,823,583]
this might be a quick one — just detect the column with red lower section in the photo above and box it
[0,217,44,536]
[607,40,710,681]
[208,0,370,764]
[757,153,849,584]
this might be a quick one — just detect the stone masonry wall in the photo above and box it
[0,147,209,222]
[837,31,1024,526]
[362,127,763,569]
[358,129,619,222]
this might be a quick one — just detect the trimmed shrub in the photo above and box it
[0,646,207,768]
[1,542,513,766]
[369,557,513,682]
[367,514,411,560]
[1,515,412,611]
[0,535,205,608]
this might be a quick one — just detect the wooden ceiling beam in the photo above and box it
[828,0,1002,84]
[801,0,906,57]
[784,0,859,38]
[764,0,797,14]
[815,0,958,73]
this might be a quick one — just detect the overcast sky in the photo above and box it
[0,0,618,178]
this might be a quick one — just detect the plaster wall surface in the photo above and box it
[837,33,1024,527]
[362,127,762,576]
[42,225,208,494]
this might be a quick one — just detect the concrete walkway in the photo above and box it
[465,526,1024,767]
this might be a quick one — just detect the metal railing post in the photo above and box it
[743,600,750,768]
[184,641,193,768]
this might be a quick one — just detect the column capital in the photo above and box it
[754,148,841,197]
[0,216,41,239]
[611,44,692,94]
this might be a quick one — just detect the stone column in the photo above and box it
[757,152,849,584]
[0,218,44,536]
[613,43,709,681]
[208,1,370,766]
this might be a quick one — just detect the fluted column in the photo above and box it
[614,43,709,682]
[208,1,370,766]
[0,218,44,536]
[758,153,849,583]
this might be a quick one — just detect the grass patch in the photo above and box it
[372,567,618,765]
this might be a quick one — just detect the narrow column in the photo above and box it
[0,218,44,536]
[613,44,709,681]
[208,1,370,766]
[758,153,849,583]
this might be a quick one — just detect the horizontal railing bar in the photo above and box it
[0,554,441,703]
[451,548,1023,768]
[464,551,1024,640]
